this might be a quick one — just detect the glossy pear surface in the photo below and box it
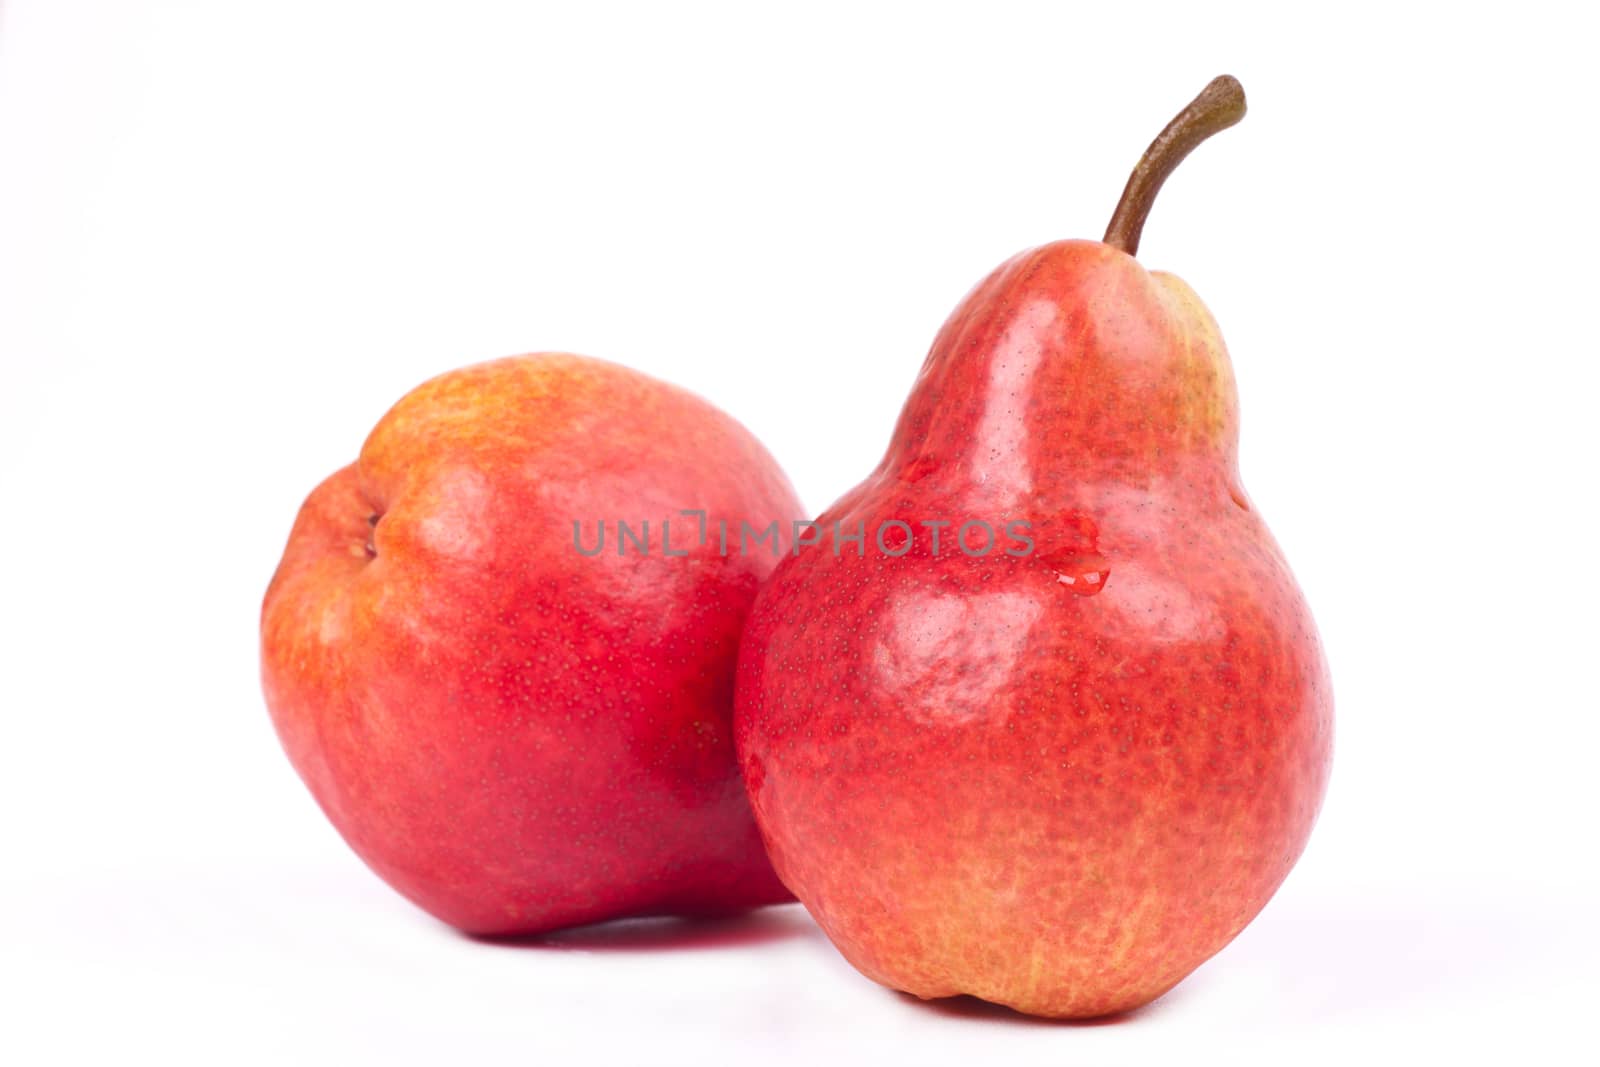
[264,354,799,935]
[735,240,1332,1017]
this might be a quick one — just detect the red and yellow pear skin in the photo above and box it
[734,239,1333,1017]
[263,353,800,936]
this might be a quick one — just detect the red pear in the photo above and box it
[263,353,800,935]
[735,77,1332,1017]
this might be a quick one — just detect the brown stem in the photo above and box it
[1103,75,1247,256]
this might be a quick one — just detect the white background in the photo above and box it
[3,2,1597,1063]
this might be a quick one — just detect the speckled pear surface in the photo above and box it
[734,80,1332,1017]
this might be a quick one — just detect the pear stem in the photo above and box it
[1103,75,1247,256]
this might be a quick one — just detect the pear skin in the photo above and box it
[733,78,1332,1018]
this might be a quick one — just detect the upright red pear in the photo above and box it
[734,77,1332,1018]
